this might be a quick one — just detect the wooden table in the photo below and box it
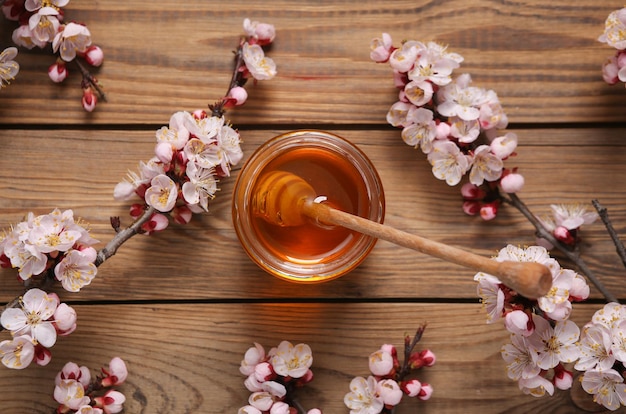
[1,1,625,413]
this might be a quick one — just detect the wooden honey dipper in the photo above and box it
[252,170,552,299]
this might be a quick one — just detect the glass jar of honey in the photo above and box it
[232,130,385,282]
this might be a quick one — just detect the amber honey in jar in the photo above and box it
[232,130,385,282]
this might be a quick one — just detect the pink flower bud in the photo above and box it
[269,401,290,414]
[56,361,92,387]
[553,226,575,245]
[462,200,481,216]
[140,213,169,234]
[480,202,498,221]
[618,51,626,69]
[79,246,98,263]
[377,379,403,406]
[192,109,207,120]
[418,382,433,400]
[570,274,590,302]
[461,182,485,200]
[227,86,248,106]
[307,410,322,414]
[82,88,97,112]
[34,344,52,366]
[553,367,573,390]
[401,379,422,397]
[100,357,128,387]
[370,33,393,63]
[369,349,394,376]
[171,205,193,225]
[94,390,126,414]
[254,361,274,382]
[238,406,262,414]
[154,142,174,163]
[435,121,451,139]
[602,57,619,85]
[48,61,68,83]
[54,303,77,334]
[504,309,533,336]
[500,172,524,193]
[84,45,104,66]
[490,132,517,159]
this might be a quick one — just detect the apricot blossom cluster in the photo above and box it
[53,357,128,413]
[371,33,523,220]
[238,341,322,414]
[344,326,434,413]
[2,0,105,111]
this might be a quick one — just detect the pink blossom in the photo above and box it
[599,8,626,50]
[474,272,505,323]
[449,117,480,143]
[261,380,286,398]
[0,46,19,88]
[101,357,128,387]
[56,361,91,388]
[140,212,169,234]
[76,407,103,414]
[404,80,433,107]
[254,361,274,382]
[12,24,47,49]
[581,368,626,411]
[85,45,104,66]
[427,140,470,186]
[94,390,126,414]
[501,333,541,381]
[240,343,266,376]
[28,7,61,44]
[368,348,394,376]
[248,392,274,411]
[55,249,98,292]
[344,376,384,413]
[54,303,77,334]
[518,374,554,397]
[500,172,524,193]
[490,132,518,159]
[48,61,68,83]
[527,315,580,370]
[370,33,393,62]
[54,379,91,410]
[386,101,413,127]
[408,42,461,86]
[437,76,485,121]
[269,341,313,379]
[52,22,92,62]
[242,42,276,80]
[244,374,263,392]
[469,145,503,185]
[388,41,419,73]
[156,111,194,150]
[549,203,598,230]
[0,335,35,369]
[377,379,403,406]
[1,288,58,348]
[401,107,437,153]
[243,18,276,45]
[269,401,290,414]
[144,174,178,212]
[603,56,620,84]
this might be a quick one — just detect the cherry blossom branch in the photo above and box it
[504,193,618,303]
[592,199,626,270]
[75,58,107,103]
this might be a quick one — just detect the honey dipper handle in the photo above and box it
[303,202,552,299]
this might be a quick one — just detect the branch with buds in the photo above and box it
[2,0,105,111]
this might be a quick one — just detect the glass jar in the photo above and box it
[232,130,385,283]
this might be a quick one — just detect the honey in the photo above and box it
[232,130,385,282]
[251,146,370,264]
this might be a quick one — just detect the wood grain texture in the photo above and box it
[0,303,622,414]
[2,2,626,413]
[1,0,625,125]
[0,127,625,302]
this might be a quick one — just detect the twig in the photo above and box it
[75,58,107,102]
[95,206,155,266]
[504,193,618,303]
[592,199,626,270]
[210,37,247,118]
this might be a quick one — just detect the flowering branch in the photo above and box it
[2,0,106,111]
[371,21,626,409]
[0,20,276,392]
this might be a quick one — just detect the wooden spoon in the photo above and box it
[252,170,552,299]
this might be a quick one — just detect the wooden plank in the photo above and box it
[0,302,618,413]
[1,127,625,302]
[0,0,624,125]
